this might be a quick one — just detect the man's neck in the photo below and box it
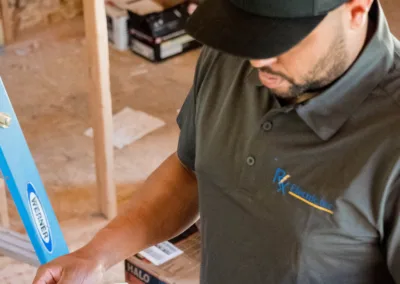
[348,15,376,71]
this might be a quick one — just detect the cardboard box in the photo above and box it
[125,225,201,284]
[126,0,201,62]
[105,0,130,51]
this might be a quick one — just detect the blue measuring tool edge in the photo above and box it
[0,78,69,264]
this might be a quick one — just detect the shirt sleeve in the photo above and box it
[177,86,197,171]
[384,178,400,282]
[176,47,211,171]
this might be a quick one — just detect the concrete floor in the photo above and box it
[0,0,399,282]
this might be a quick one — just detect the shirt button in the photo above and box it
[246,156,255,166]
[262,121,273,131]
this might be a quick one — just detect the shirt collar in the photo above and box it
[248,1,395,141]
[297,1,395,140]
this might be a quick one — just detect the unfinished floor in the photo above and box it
[0,0,399,283]
[0,16,199,283]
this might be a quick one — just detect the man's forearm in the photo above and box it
[74,153,199,270]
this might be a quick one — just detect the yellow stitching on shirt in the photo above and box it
[279,175,291,184]
[289,191,334,215]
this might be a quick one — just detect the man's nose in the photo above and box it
[250,58,278,68]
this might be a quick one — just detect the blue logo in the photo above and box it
[273,168,334,214]
[27,183,53,253]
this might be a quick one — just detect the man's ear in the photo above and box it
[345,0,374,29]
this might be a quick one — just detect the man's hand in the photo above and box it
[32,251,104,284]
[33,153,198,284]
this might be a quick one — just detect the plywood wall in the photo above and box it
[0,0,82,39]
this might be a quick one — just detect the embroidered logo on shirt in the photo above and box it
[273,168,334,215]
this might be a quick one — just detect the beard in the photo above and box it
[261,33,349,99]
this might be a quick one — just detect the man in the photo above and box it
[34,0,400,283]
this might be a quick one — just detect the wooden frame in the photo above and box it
[0,0,116,267]
[0,178,9,228]
[0,0,117,219]
[0,0,14,44]
[83,0,117,220]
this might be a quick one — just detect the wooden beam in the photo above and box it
[0,178,9,228]
[0,0,14,44]
[83,0,117,219]
[0,228,40,267]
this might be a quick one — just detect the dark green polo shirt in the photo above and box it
[177,2,400,283]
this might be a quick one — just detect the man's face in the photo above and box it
[250,6,352,99]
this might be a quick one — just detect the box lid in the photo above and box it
[127,0,190,38]
[126,0,165,15]
[126,227,201,284]
[105,0,130,17]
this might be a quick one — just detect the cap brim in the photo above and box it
[185,0,327,59]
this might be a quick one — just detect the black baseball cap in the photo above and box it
[185,0,348,59]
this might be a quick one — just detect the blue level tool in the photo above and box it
[0,77,69,264]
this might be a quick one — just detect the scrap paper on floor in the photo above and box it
[84,107,166,149]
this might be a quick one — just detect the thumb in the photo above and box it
[33,265,63,284]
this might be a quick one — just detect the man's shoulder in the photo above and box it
[197,46,245,66]
[195,47,249,81]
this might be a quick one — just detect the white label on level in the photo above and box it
[139,241,183,266]
[131,39,155,61]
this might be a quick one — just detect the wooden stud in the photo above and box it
[83,0,117,219]
[0,0,14,44]
[0,178,9,228]
[0,227,40,267]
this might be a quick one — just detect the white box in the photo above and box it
[105,0,130,51]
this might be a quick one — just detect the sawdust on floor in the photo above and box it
[0,14,199,283]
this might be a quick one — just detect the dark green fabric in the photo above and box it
[177,2,400,283]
